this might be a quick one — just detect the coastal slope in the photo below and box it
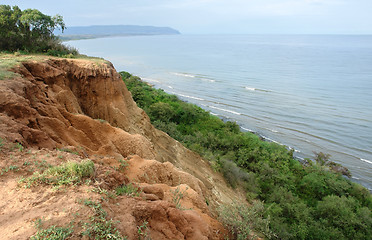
[0,55,240,239]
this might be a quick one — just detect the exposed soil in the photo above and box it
[0,57,243,239]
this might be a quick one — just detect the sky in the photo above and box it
[2,0,372,34]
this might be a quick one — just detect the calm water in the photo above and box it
[67,34,372,190]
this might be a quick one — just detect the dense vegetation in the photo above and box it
[121,72,372,240]
[0,5,77,56]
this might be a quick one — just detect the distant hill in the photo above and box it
[56,25,181,40]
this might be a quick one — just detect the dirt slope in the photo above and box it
[0,56,242,239]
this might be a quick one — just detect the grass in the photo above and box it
[56,148,79,155]
[93,186,116,201]
[0,53,46,80]
[115,183,141,197]
[137,221,150,240]
[171,186,188,209]
[33,159,52,172]
[0,165,19,176]
[19,159,95,187]
[0,52,110,81]
[31,219,73,240]
[118,159,128,171]
[82,199,127,240]
[10,142,24,152]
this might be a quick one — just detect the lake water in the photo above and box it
[67,34,372,190]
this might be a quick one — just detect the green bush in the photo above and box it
[148,102,175,122]
[121,72,372,240]
[315,195,372,239]
[219,201,273,239]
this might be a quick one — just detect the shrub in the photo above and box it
[220,159,251,189]
[120,71,132,79]
[219,201,273,239]
[148,102,175,122]
[121,72,372,240]
[315,195,372,239]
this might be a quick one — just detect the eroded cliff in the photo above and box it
[0,56,241,239]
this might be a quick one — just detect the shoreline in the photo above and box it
[137,76,372,191]
[65,34,372,191]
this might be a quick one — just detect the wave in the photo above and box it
[201,78,216,83]
[265,127,279,133]
[171,72,196,78]
[261,135,283,145]
[171,72,217,83]
[168,85,173,89]
[295,156,305,161]
[245,87,256,91]
[173,92,205,101]
[208,105,242,115]
[287,146,301,153]
[240,126,255,132]
[244,86,270,92]
[360,158,372,165]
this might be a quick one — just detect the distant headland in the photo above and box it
[56,25,181,40]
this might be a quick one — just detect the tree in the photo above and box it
[0,5,67,52]
[0,5,22,50]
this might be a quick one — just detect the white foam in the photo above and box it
[244,86,270,92]
[262,136,284,145]
[201,78,216,83]
[288,146,301,153]
[360,158,372,165]
[245,86,256,91]
[352,176,361,180]
[208,105,241,115]
[172,72,196,78]
[241,126,254,132]
[177,93,205,101]
[168,86,173,89]
[265,127,279,133]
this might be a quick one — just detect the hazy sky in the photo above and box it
[2,0,372,34]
